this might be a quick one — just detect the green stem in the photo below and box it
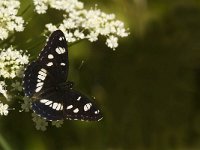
[0,133,12,150]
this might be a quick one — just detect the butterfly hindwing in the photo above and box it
[32,89,102,121]
[32,90,65,121]
[63,90,103,121]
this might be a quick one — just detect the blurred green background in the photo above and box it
[2,0,200,149]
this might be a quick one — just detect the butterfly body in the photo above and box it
[23,30,102,121]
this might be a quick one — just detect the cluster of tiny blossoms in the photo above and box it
[0,47,29,115]
[0,47,29,78]
[0,0,25,40]
[33,0,129,50]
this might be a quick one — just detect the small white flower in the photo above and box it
[52,120,63,128]
[63,19,76,29]
[32,113,48,131]
[87,31,98,42]
[0,103,9,116]
[45,23,57,32]
[106,36,118,50]
[64,31,76,42]
[0,27,8,40]
[33,0,48,14]
[74,29,85,39]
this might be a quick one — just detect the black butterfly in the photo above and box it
[22,30,103,121]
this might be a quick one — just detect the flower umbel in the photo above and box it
[0,0,25,40]
[0,47,29,79]
[35,0,129,50]
[45,7,129,50]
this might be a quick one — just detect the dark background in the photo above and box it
[1,0,200,149]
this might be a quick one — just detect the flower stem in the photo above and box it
[0,133,12,150]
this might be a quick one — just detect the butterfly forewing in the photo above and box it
[23,30,68,96]
[23,30,103,122]
[23,61,54,97]
[38,30,69,83]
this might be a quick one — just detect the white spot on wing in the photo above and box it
[38,71,47,77]
[38,75,45,80]
[60,105,63,110]
[84,103,92,111]
[45,100,53,105]
[41,68,47,73]
[40,99,49,103]
[73,108,79,113]
[60,63,65,66]
[47,62,53,66]
[77,96,81,101]
[59,37,64,41]
[95,110,100,114]
[55,47,65,54]
[48,54,54,59]
[66,105,73,110]
[56,103,63,111]
[37,68,47,81]
[36,82,43,87]
[52,103,58,109]
[35,86,42,92]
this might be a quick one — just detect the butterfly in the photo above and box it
[22,30,103,121]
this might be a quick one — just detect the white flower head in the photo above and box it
[33,0,84,14]
[0,0,25,40]
[0,102,9,116]
[44,1,129,50]
[0,47,29,78]
[106,36,118,50]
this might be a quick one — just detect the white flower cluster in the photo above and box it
[0,0,25,40]
[33,0,129,50]
[33,0,83,14]
[0,47,29,79]
[0,102,8,116]
[0,81,7,98]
